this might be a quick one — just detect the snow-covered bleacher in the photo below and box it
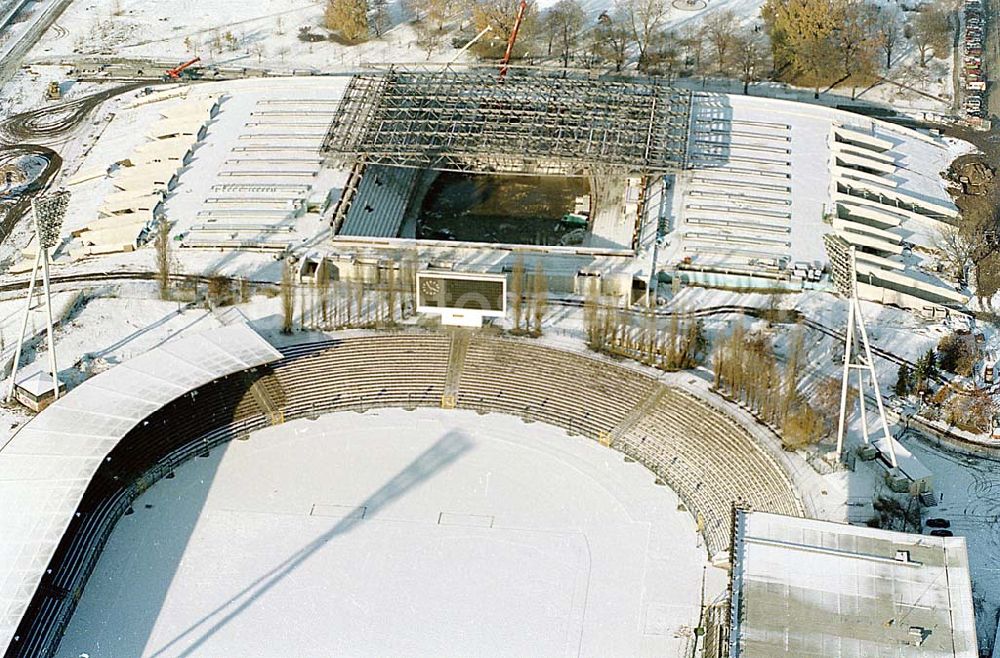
[3,330,805,655]
[678,95,795,275]
[0,325,281,657]
[666,93,970,313]
[620,388,802,554]
[338,165,421,239]
[67,94,220,259]
[456,336,803,555]
[826,121,969,311]
[179,96,336,250]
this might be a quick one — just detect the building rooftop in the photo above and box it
[729,510,978,658]
[0,324,282,654]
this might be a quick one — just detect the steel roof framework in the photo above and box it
[323,67,692,176]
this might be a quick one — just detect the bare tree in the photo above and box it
[532,261,547,335]
[280,259,295,334]
[354,279,365,326]
[781,405,824,449]
[544,0,586,69]
[617,0,670,71]
[912,7,951,67]
[370,0,391,36]
[510,255,526,332]
[782,326,805,418]
[403,0,450,28]
[385,265,398,325]
[594,11,631,71]
[413,20,445,58]
[935,223,976,285]
[677,23,706,75]
[642,30,681,77]
[584,278,600,347]
[154,219,172,301]
[701,10,737,74]
[471,0,537,59]
[875,5,902,70]
[835,0,881,96]
[317,260,331,327]
[732,27,768,94]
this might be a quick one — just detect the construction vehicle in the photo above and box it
[164,57,201,80]
[560,213,588,228]
[46,81,61,100]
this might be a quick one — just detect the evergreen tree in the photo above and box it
[893,364,911,397]
[923,348,938,381]
[913,348,937,393]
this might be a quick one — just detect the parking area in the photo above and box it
[962,0,988,122]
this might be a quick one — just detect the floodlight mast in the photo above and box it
[4,251,42,403]
[5,190,69,404]
[834,246,897,468]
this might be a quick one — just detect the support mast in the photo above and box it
[835,246,897,467]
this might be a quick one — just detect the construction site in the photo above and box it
[325,67,690,252]
[0,0,998,656]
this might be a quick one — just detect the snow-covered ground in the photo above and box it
[57,407,718,658]
[29,0,459,71]
[904,434,1000,650]
[8,0,960,116]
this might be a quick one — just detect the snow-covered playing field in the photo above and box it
[57,408,715,658]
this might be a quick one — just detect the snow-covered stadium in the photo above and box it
[0,56,994,658]
[0,324,981,657]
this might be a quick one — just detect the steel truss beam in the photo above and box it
[323,66,692,176]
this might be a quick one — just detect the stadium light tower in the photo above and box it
[835,246,897,468]
[6,190,70,403]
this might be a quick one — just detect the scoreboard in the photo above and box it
[416,272,507,326]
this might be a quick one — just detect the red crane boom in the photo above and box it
[498,0,528,80]
[165,57,201,80]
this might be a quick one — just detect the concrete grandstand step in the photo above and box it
[443,330,471,402]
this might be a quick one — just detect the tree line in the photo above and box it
[894,337,997,435]
[714,323,867,450]
[280,258,420,334]
[583,282,710,370]
[763,0,951,98]
[323,0,954,96]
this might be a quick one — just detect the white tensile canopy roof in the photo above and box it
[134,136,194,163]
[147,115,206,139]
[0,324,282,653]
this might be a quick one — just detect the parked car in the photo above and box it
[926,518,951,528]
[929,529,954,537]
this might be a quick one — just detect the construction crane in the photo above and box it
[498,0,528,80]
[164,57,201,80]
